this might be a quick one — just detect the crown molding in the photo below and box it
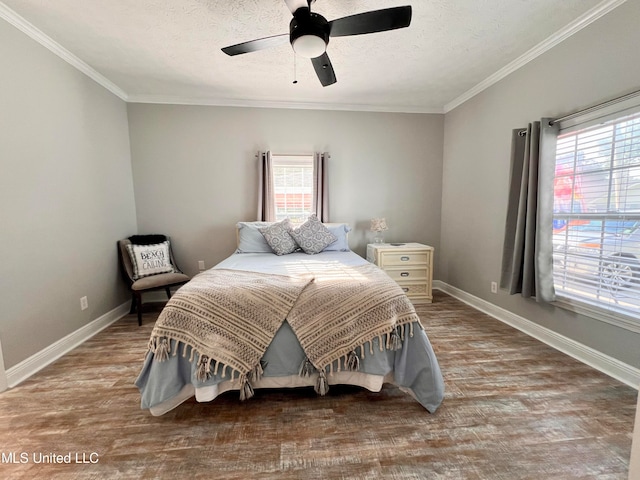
[0,2,437,114]
[444,0,629,113]
[1,0,627,114]
[0,2,128,101]
[126,94,444,114]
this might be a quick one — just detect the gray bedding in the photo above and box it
[135,251,444,415]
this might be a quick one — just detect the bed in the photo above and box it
[135,220,444,416]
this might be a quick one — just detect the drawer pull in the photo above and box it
[400,272,410,277]
[402,287,409,292]
[400,256,410,261]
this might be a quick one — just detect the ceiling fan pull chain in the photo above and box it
[293,53,298,84]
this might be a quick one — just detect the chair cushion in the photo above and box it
[126,241,175,280]
[132,272,191,291]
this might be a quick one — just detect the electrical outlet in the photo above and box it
[80,296,88,310]
[198,260,205,271]
[490,282,498,294]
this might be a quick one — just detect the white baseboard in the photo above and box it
[5,301,130,389]
[0,338,7,392]
[432,280,640,390]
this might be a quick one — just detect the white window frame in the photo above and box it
[551,96,640,333]
[271,154,314,224]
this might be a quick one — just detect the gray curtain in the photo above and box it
[500,119,558,302]
[257,151,275,222]
[313,152,329,222]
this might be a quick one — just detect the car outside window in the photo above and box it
[552,111,640,321]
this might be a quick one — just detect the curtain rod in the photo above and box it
[254,153,329,158]
[550,88,640,125]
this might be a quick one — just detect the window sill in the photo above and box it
[553,295,640,333]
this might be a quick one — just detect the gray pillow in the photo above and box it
[259,219,299,255]
[289,214,338,254]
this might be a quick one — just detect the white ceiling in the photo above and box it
[0,0,625,113]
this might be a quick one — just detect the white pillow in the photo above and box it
[236,222,274,253]
[259,219,299,255]
[289,214,338,255]
[126,241,174,280]
[322,223,352,251]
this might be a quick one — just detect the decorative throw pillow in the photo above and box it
[126,241,174,280]
[259,219,299,255]
[289,214,338,255]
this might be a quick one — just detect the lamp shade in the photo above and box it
[370,218,389,232]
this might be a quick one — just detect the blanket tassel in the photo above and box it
[389,326,403,351]
[239,375,254,401]
[248,361,265,382]
[346,350,360,372]
[154,338,170,362]
[196,355,212,382]
[299,357,315,377]
[315,370,329,396]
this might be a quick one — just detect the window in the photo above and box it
[272,154,314,224]
[552,110,640,321]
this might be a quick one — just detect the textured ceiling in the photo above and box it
[0,0,618,112]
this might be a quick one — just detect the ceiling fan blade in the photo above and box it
[311,53,337,87]
[328,6,412,38]
[284,0,309,15]
[221,33,289,56]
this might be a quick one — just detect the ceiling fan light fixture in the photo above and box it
[292,34,326,58]
[289,11,329,59]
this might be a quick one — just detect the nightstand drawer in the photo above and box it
[397,282,429,296]
[380,252,429,266]
[385,267,428,282]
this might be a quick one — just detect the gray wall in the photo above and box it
[440,0,640,368]
[127,104,444,277]
[3,0,639,376]
[0,20,137,369]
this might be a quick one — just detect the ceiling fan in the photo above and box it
[221,0,412,87]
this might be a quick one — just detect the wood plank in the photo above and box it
[0,292,635,479]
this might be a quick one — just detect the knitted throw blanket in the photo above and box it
[149,268,313,398]
[148,263,421,399]
[287,263,421,393]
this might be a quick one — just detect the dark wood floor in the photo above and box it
[0,291,636,479]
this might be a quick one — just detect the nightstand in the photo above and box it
[367,243,433,304]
